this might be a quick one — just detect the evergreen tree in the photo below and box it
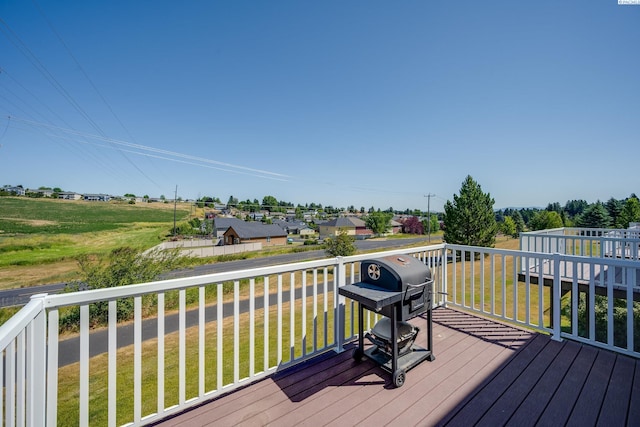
[512,210,526,234]
[519,208,536,226]
[619,197,640,228]
[443,175,498,247]
[546,202,562,213]
[564,200,588,218]
[605,198,624,228]
[577,202,611,229]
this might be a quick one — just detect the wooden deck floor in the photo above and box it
[153,308,640,427]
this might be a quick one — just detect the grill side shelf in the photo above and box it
[338,283,403,311]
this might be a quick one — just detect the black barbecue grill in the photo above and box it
[338,255,434,387]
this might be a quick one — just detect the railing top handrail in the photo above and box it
[446,243,640,268]
[7,241,634,312]
[522,234,640,243]
[342,243,446,264]
[520,227,639,236]
[447,243,549,258]
[0,295,45,350]
[520,227,566,236]
[43,257,341,309]
[555,252,640,268]
[42,243,446,309]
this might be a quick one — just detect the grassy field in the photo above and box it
[0,197,192,288]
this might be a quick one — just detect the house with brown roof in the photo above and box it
[317,216,373,239]
[223,221,287,247]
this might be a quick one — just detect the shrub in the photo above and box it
[323,230,356,257]
[577,294,640,352]
[59,247,187,332]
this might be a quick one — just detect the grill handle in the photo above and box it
[405,281,430,298]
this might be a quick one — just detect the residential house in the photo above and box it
[83,194,111,202]
[299,227,315,238]
[389,219,403,234]
[58,192,82,200]
[2,186,25,196]
[28,188,53,198]
[273,219,315,237]
[212,202,228,212]
[223,221,287,247]
[317,216,372,239]
[213,217,245,239]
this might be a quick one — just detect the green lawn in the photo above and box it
[0,197,190,287]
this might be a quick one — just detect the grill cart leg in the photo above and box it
[390,307,407,388]
[427,307,435,362]
[353,302,365,362]
[391,307,398,380]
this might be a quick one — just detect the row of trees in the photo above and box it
[495,196,640,238]
[195,194,443,218]
[441,175,640,247]
[201,178,639,248]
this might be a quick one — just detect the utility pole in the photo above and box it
[173,185,178,236]
[424,193,435,242]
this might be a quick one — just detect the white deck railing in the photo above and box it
[0,241,638,426]
[520,227,640,261]
[445,244,639,357]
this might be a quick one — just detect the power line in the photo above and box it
[0,68,112,163]
[0,15,161,189]
[12,116,291,180]
[31,0,139,145]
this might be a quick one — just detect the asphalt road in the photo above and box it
[4,237,439,366]
[0,237,436,307]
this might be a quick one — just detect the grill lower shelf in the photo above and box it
[363,345,434,375]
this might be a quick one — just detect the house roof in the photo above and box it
[225,221,287,239]
[321,216,366,228]
[213,217,245,231]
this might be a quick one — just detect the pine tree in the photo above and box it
[512,210,526,234]
[443,175,498,247]
[577,202,611,229]
[619,197,640,228]
[605,198,624,228]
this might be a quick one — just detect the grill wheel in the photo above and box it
[393,369,406,388]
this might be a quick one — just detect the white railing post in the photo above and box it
[334,256,346,353]
[441,246,448,308]
[552,253,562,341]
[27,294,47,427]
[46,308,59,427]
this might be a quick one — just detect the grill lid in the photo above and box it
[360,255,431,292]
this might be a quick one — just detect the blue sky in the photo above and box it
[0,1,638,212]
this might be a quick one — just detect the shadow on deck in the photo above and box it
[153,308,640,426]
